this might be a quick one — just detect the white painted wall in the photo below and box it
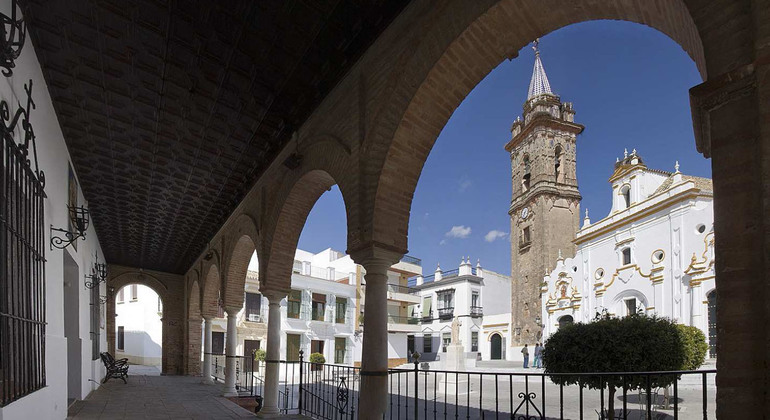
[114,285,163,367]
[0,0,107,417]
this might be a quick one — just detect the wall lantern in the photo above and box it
[85,251,108,290]
[0,0,26,77]
[50,205,90,250]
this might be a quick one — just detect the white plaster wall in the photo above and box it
[0,0,106,416]
[115,285,163,367]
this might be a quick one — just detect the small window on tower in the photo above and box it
[522,155,531,192]
[620,185,631,209]
[521,226,531,247]
[554,145,563,182]
[622,248,632,265]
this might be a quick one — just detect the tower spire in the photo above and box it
[527,38,553,99]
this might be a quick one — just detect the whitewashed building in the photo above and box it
[412,259,513,364]
[210,248,422,368]
[540,151,716,357]
[114,285,163,368]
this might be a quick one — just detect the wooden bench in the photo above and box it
[100,352,129,383]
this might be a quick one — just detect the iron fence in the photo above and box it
[294,354,716,420]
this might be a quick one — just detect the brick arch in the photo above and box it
[221,213,260,310]
[186,279,202,375]
[367,0,706,251]
[106,269,172,373]
[261,169,343,294]
[201,260,222,318]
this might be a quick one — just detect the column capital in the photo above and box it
[348,242,404,270]
[202,315,214,321]
[263,290,287,303]
[224,307,241,317]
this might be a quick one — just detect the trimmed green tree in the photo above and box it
[676,324,708,371]
[541,313,686,420]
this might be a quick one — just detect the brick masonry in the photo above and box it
[100,0,767,415]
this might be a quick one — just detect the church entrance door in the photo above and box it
[490,334,503,360]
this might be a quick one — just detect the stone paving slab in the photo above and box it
[67,372,257,419]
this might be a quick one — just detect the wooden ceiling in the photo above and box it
[24,0,409,273]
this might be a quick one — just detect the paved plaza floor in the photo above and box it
[67,365,258,419]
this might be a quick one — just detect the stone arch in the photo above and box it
[201,261,222,319]
[368,0,706,251]
[261,169,348,294]
[222,214,260,310]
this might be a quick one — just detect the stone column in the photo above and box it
[260,292,285,416]
[690,55,768,416]
[223,308,239,396]
[351,246,403,419]
[202,316,214,384]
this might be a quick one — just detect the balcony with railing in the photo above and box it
[470,306,483,317]
[386,315,421,332]
[437,307,454,320]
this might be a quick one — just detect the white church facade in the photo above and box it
[540,151,716,357]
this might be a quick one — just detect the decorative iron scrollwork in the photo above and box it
[0,0,26,77]
[513,391,542,420]
[336,377,349,414]
[2,79,42,186]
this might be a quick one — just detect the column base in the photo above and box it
[223,388,239,397]
[201,377,214,385]
[256,407,282,418]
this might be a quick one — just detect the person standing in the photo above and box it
[534,343,543,368]
[521,344,529,368]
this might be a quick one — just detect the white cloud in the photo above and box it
[484,230,508,243]
[439,239,447,246]
[445,225,472,239]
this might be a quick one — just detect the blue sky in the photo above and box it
[296,20,709,276]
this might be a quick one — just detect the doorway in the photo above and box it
[63,251,81,403]
[490,333,503,360]
[244,339,260,372]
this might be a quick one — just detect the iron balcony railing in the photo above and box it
[421,311,433,322]
[437,307,454,320]
[293,353,717,420]
[470,306,483,317]
[387,315,420,325]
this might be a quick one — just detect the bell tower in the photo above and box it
[505,40,583,346]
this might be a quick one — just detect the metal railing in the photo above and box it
[386,283,419,295]
[400,255,422,266]
[295,353,717,419]
[387,315,420,325]
[437,307,454,319]
[470,306,483,317]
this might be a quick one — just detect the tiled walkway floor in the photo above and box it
[67,367,256,419]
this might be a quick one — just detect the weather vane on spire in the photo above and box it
[532,38,540,55]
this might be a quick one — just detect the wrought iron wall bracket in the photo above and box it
[50,225,85,250]
[0,0,26,77]
[50,205,90,250]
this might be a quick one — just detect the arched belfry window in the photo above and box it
[554,145,563,183]
[620,184,631,209]
[522,155,531,192]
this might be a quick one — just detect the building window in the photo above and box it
[407,335,415,355]
[311,339,325,356]
[335,297,347,324]
[130,284,138,301]
[422,296,432,320]
[287,290,302,319]
[471,332,478,352]
[522,155,531,192]
[471,292,479,308]
[520,226,532,248]
[117,288,125,304]
[335,337,346,364]
[625,298,638,316]
[212,332,225,355]
[245,292,262,321]
[117,326,125,351]
[442,333,451,352]
[437,290,454,319]
[90,286,100,360]
[312,293,326,321]
[620,185,631,209]
[622,248,632,265]
[286,334,301,362]
[423,334,433,353]
[554,145,563,182]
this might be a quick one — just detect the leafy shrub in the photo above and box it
[542,313,686,419]
[676,324,708,370]
[253,349,266,362]
[309,352,326,365]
